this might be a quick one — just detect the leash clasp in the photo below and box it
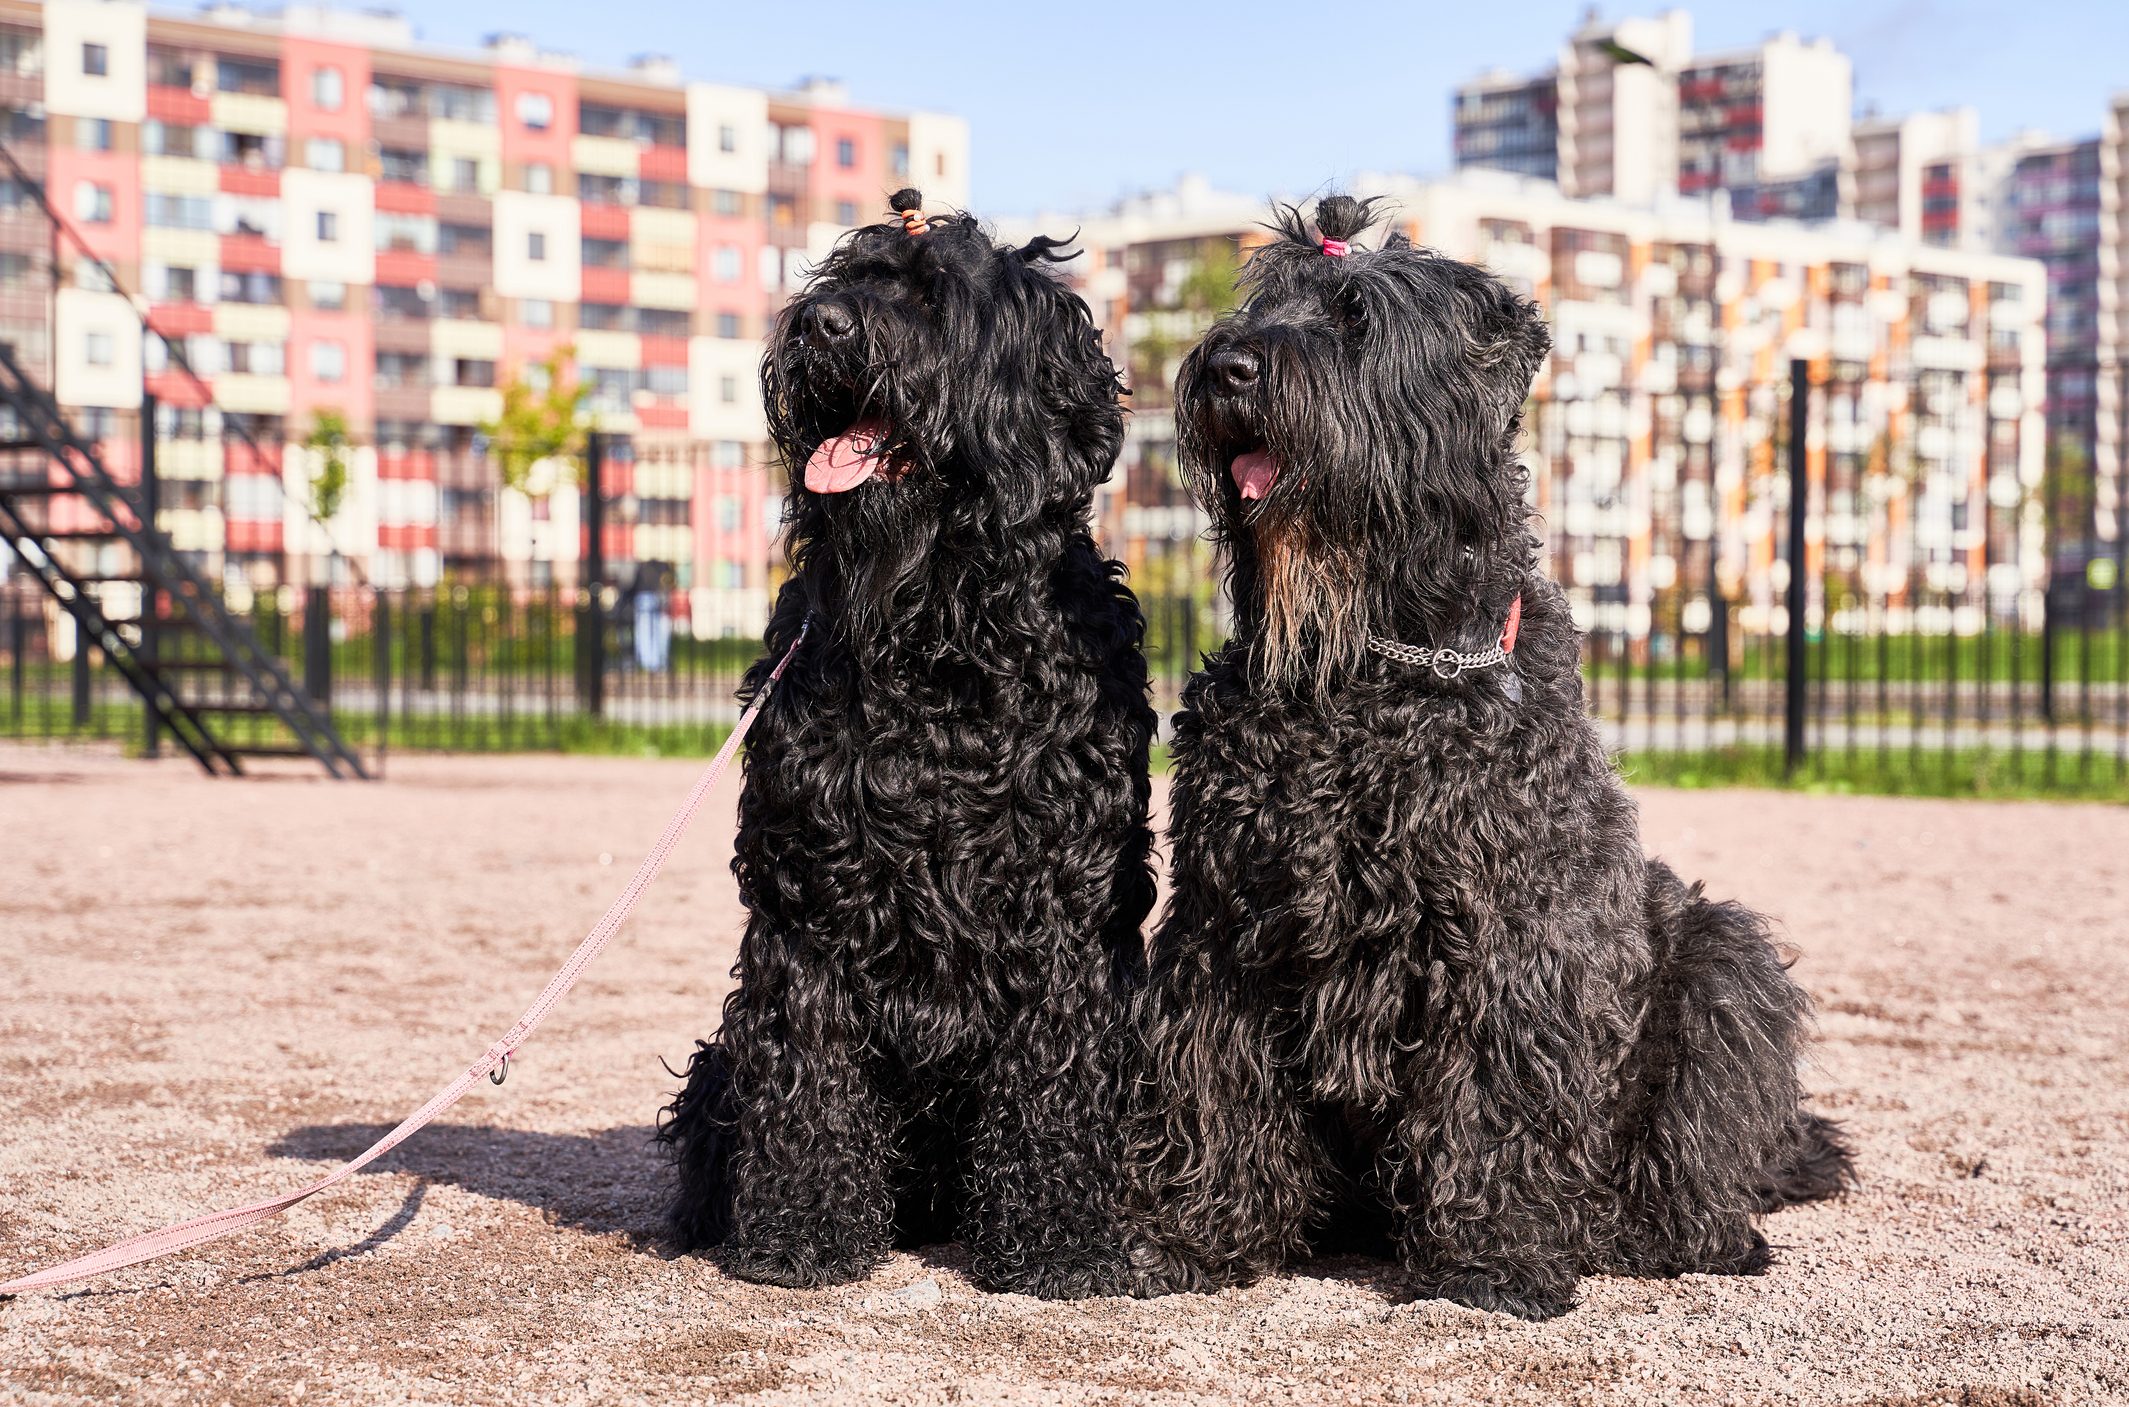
[489,1051,511,1086]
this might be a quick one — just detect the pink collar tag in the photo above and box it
[1320,238,1349,258]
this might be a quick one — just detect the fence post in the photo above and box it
[71,622,90,727]
[373,590,391,775]
[9,600,23,727]
[2039,582,2057,726]
[578,430,607,718]
[1784,357,1810,777]
[303,584,332,707]
[140,389,159,758]
[1705,552,1730,712]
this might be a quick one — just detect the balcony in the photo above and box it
[218,232,279,274]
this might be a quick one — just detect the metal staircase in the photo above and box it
[0,345,368,777]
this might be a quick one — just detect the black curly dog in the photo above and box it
[1129,195,1853,1320]
[658,191,1156,1299]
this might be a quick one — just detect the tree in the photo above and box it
[1126,241,1242,408]
[481,345,592,498]
[302,407,352,522]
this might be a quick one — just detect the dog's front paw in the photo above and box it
[978,1247,1135,1301]
[1618,1225,1773,1279]
[720,1237,882,1289]
[1123,1237,1220,1299]
[1409,1267,1577,1321]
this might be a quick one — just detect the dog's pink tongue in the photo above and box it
[805,420,888,493]
[1231,448,1280,501]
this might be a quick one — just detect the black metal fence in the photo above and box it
[5,362,2127,798]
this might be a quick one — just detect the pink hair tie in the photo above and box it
[1320,238,1349,258]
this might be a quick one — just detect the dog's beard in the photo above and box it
[1252,513,1367,697]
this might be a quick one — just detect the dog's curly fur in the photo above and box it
[1128,194,1853,1319]
[657,190,1157,1299]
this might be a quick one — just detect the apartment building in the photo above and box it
[1853,108,1979,248]
[1021,171,2050,646]
[1675,32,1851,217]
[0,0,968,630]
[1454,12,1850,224]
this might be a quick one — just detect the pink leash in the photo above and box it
[0,621,810,1298]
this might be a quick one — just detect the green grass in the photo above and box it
[1618,745,2129,803]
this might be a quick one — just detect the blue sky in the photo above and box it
[406,1,2127,216]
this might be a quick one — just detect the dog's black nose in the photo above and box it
[1209,346,1260,392]
[801,301,856,349]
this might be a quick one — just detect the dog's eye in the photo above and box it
[1336,289,1367,334]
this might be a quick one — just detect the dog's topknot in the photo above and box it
[1312,194,1380,244]
[888,187,923,214]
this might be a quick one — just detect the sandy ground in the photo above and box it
[0,742,2123,1407]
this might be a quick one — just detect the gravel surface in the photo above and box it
[1,743,2123,1406]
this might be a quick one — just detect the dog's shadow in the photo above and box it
[264,1123,1415,1301]
[267,1122,669,1250]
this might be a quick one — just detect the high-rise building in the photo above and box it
[1017,171,2051,648]
[1456,15,1850,224]
[1453,10,1692,205]
[1556,9,1691,206]
[1452,68,1558,183]
[1853,108,1980,248]
[1675,32,1851,215]
[0,0,968,629]
[1999,133,2120,578]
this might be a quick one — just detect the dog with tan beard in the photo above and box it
[658,190,1156,1300]
[1128,195,1852,1320]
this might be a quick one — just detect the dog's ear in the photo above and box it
[1473,287,1550,431]
[975,254,1123,512]
[1018,231,1080,264]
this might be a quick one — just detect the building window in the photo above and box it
[521,298,555,329]
[161,266,198,302]
[75,118,113,152]
[312,65,344,111]
[305,137,345,172]
[309,339,346,383]
[719,375,737,404]
[216,58,280,97]
[836,137,856,169]
[218,269,283,305]
[74,182,112,224]
[448,157,480,193]
[85,331,113,367]
[308,280,347,310]
[527,230,547,262]
[713,246,740,283]
[82,42,107,78]
[220,130,284,170]
[712,188,742,217]
[935,151,947,178]
[378,147,429,185]
[891,143,909,178]
[718,123,737,153]
[517,91,553,130]
[835,200,858,227]
[778,125,815,166]
[143,121,207,159]
[525,162,555,195]
[715,311,741,339]
[316,209,339,243]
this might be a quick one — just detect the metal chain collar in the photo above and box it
[1363,634,1512,679]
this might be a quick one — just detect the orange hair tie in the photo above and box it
[900,208,926,236]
